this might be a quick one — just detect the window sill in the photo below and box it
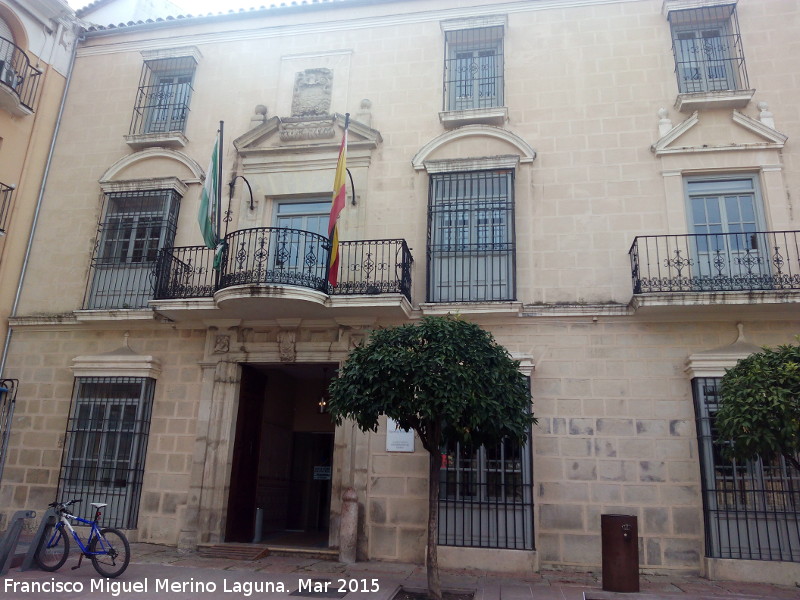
[439,106,508,129]
[124,131,188,150]
[674,89,755,113]
[420,301,522,316]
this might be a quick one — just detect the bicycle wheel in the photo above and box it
[36,524,70,571]
[89,527,130,578]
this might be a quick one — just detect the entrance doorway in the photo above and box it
[225,363,336,546]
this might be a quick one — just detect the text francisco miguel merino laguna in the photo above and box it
[5,576,381,596]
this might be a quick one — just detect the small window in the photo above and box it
[668,5,748,95]
[444,26,504,111]
[130,56,196,136]
[58,377,155,529]
[439,437,533,549]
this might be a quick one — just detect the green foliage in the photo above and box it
[717,342,800,471]
[327,315,535,451]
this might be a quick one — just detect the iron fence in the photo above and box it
[630,231,800,294]
[0,36,42,112]
[693,378,800,561]
[154,233,414,301]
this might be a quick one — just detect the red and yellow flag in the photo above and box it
[327,114,349,286]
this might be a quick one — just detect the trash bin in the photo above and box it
[601,514,639,593]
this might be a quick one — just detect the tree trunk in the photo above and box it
[426,425,442,600]
[783,452,800,474]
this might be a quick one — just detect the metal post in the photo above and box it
[0,510,35,575]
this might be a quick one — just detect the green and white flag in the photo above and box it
[198,132,220,250]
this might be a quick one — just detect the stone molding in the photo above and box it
[412,125,535,170]
[72,336,162,379]
[99,148,205,184]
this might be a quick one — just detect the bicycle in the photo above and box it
[35,499,131,578]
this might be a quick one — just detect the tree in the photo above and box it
[327,315,535,600]
[717,342,800,473]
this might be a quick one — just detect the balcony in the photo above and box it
[0,37,41,116]
[125,82,192,149]
[151,228,413,321]
[629,231,800,314]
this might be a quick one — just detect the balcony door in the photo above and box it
[686,177,770,290]
[272,200,330,283]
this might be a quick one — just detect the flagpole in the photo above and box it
[217,121,224,245]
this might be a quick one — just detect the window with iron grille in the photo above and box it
[427,170,515,302]
[0,181,13,234]
[130,55,196,136]
[58,377,155,529]
[86,189,180,309]
[693,377,800,561]
[444,26,504,111]
[668,5,748,95]
[438,437,533,549]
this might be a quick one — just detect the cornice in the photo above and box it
[77,0,645,56]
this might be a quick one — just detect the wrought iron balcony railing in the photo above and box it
[0,37,42,112]
[630,231,800,294]
[154,228,413,302]
[0,182,13,233]
[129,82,192,136]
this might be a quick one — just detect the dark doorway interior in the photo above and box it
[225,364,336,546]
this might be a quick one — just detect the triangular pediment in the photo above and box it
[652,110,788,155]
[233,113,382,156]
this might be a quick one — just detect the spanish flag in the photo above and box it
[327,113,349,286]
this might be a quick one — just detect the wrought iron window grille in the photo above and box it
[0,181,13,234]
[427,170,516,303]
[85,189,181,310]
[692,378,799,562]
[668,5,749,95]
[438,437,534,550]
[129,56,196,136]
[57,377,155,530]
[443,26,504,111]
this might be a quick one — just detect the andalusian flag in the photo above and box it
[199,131,219,249]
[327,114,349,286]
[198,123,226,269]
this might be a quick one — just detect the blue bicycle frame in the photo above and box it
[47,509,113,557]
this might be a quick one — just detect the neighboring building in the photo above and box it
[0,0,78,481]
[0,0,798,585]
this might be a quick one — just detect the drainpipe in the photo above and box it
[0,27,81,484]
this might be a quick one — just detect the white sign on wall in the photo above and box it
[386,418,415,452]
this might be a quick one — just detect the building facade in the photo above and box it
[0,0,78,481]
[0,0,798,585]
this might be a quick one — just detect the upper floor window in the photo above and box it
[444,26,504,112]
[439,16,507,127]
[667,4,751,109]
[427,170,515,303]
[126,47,200,147]
[86,188,181,310]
